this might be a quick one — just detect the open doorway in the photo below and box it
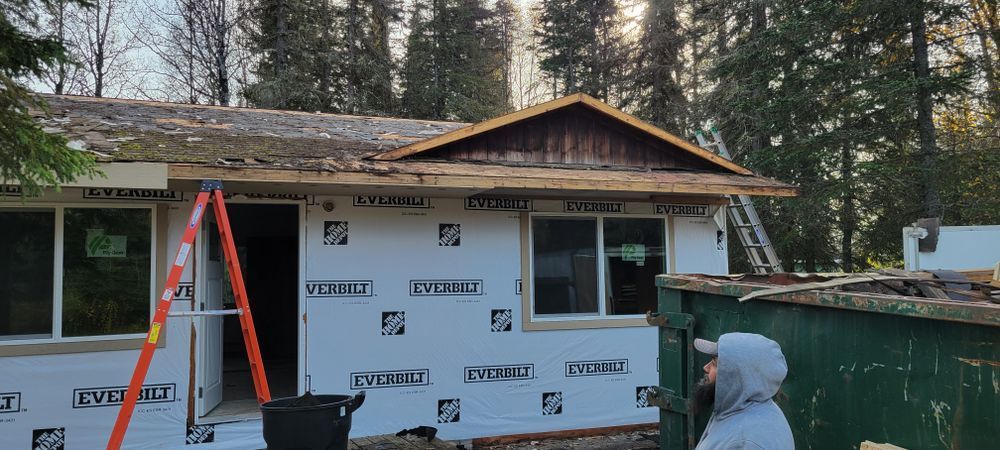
[198,203,299,421]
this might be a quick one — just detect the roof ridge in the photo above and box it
[36,93,468,126]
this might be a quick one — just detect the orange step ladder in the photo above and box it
[107,180,270,450]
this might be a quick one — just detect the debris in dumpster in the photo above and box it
[703,269,1000,304]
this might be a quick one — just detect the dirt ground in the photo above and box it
[475,430,659,449]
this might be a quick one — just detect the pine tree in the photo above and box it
[534,0,627,101]
[400,0,507,121]
[2,0,100,196]
[494,0,517,110]
[242,0,329,110]
[342,0,400,115]
[400,0,444,118]
[629,0,687,134]
[707,0,969,270]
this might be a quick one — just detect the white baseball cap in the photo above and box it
[694,338,718,356]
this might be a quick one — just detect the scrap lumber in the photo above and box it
[737,275,916,302]
[860,442,907,450]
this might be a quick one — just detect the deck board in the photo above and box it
[350,433,456,449]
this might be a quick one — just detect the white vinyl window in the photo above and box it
[0,204,156,343]
[529,213,668,321]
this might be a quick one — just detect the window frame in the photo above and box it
[0,202,157,345]
[523,211,671,330]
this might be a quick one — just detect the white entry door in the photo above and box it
[196,209,225,416]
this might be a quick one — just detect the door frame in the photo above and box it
[192,198,307,422]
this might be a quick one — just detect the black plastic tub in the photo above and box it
[260,391,365,450]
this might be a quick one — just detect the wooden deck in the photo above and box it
[349,434,456,449]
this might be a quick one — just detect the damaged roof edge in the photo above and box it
[166,164,799,197]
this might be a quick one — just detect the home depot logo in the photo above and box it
[565,359,629,377]
[541,392,562,415]
[491,309,512,332]
[306,280,373,297]
[0,392,21,413]
[464,197,532,211]
[382,311,405,335]
[353,196,429,208]
[72,383,176,408]
[324,221,348,245]
[437,399,460,423]
[409,280,483,296]
[464,364,534,383]
[350,369,429,389]
[636,386,657,408]
[439,224,461,246]
[186,425,215,444]
[32,428,65,450]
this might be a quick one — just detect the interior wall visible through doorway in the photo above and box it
[201,203,299,420]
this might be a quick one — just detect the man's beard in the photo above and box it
[693,375,715,416]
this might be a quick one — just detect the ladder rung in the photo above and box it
[168,309,242,317]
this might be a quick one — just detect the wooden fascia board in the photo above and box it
[371,93,754,176]
[370,94,583,161]
[167,164,797,197]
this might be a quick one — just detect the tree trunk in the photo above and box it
[94,1,105,97]
[911,0,942,218]
[344,0,359,113]
[976,27,999,115]
[187,1,196,104]
[275,0,288,74]
[748,0,770,152]
[840,144,856,272]
[215,0,230,107]
[53,0,68,94]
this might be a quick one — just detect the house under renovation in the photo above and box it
[0,93,795,448]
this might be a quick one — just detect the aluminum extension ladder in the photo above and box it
[695,128,784,274]
[107,180,271,449]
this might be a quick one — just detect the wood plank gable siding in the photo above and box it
[413,105,719,171]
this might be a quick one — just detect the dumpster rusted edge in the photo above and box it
[656,274,1000,328]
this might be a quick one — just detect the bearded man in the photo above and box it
[692,333,794,450]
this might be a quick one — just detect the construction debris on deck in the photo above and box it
[349,434,456,450]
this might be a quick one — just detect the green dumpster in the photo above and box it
[651,274,999,450]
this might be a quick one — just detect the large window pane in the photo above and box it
[603,218,665,315]
[532,217,598,315]
[62,208,151,337]
[0,209,55,340]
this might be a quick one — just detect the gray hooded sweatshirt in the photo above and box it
[695,333,794,450]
